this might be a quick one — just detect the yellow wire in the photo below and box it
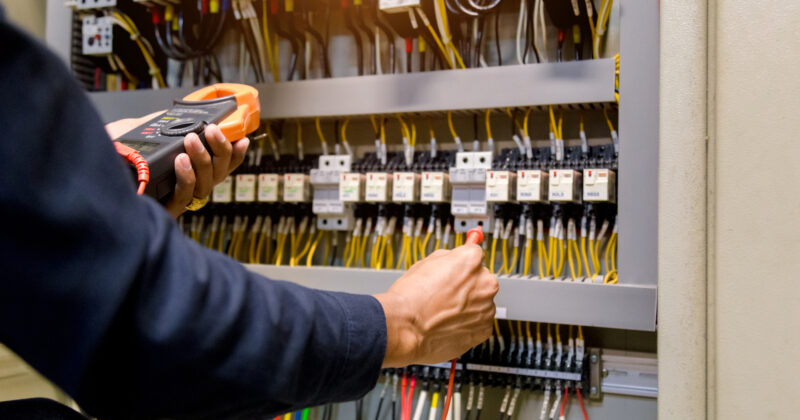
[578,325,584,340]
[523,238,533,276]
[446,111,459,142]
[501,238,509,274]
[490,237,499,274]
[419,231,432,258]
[296,121,303,151]
[305,231,324,266]
[110,11,165,88]
[485,109,493,140]
[493,318,502,338]
[255,232,267,263]
[341,117,350,144]
[567,239,577,281]
[385,233,394,269]
[523,108,532,137]
[526,321,532,340]
[455,233,464,248]
[370,115,379,133]
[322,232,331,266]
[315,118,328,153]
[410,119,417,147]
[572,240,582,279]
[555,324,561,343]
[380,118,387,146]
[506,246,519,275]
[603,109,616,133]
[262,0,279,82]
[536,322,541,341]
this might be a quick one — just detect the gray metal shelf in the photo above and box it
[87,59,616,122]
[246,265,657,331]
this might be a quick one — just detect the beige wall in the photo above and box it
[0,0,46,39]
[710,0,800,418]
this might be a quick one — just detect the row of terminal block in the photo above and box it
[210,146,616,233]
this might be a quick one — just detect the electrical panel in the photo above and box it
[71,0,657,415]
[81,16,113,56]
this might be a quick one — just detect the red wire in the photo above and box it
[576,389,589,420]
[440,227,482,420]
[115,142,150,196]
[560,385,569,417]
[401,373,408,420]
[439,359,456,420]
[405,376,416,420]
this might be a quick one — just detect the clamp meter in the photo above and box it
[114,83,260,201]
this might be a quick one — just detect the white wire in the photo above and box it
[549,387,562,420]
[412,390,429,420]
[375,31,383,75]
[537,0,548,62]
[515,0,526,65]
[539,387,551,420]
[427,395,438,420]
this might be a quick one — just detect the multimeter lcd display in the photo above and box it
[119,140,161,153]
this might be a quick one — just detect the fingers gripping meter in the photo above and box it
[114,83,260,201]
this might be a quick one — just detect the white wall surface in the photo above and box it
[710,0,800,418]
[0,0,46,39]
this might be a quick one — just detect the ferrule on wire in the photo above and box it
[523,135,533,160]
[611,129,619,155]
[430,136,438,159]
[454,136,464,153]
[511,134,525,157]
[548,131,556,155]
[580,129,589,155]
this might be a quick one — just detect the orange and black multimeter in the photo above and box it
[115,83,260,201]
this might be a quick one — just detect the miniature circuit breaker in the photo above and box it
[212,176,234,203]
[548,169,582,203]
[283,173,311,203]
[450,151,493,232]
[257,173,282,203]
[392,172,420,203]
[234,174,257,203]
[583,168,616,203]
[339,172,365,203]
[421,171,450,202]
[517,169,549,202]
[365,172,392,203]
[486,170,516,203]
[310,155,354,230]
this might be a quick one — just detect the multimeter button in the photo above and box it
[160,118,206,137]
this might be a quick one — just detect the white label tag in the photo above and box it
[212,176,233,203]
[257,174,280,202]
[517,170,547,202]
[486,170,512,202]
[235,174,256,202]
[548,170,581,202]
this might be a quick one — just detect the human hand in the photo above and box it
[374,245,499,367]
[106,114,250,218]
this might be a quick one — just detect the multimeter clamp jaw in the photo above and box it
[114,83,260,202]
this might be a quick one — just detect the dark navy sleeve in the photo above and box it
[0,19,386,420]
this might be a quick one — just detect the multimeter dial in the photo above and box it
[160,118,206,137]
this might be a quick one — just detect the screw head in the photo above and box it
[590,386,598,395]
[590,354,598,364]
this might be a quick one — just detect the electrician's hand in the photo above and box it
[374,245,498,367]
[167,125,249,217]
[106,114,249,218]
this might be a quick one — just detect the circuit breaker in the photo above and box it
[82,16,113,56]
[234,174,256,203]
[365,172,392,203]
[450,151,493,232]
[548,169,582,203]
[212,176,233,203]
[486,170,516,203]
[257,173,281,203]
[421,171,450,202]
[339,173,365,203]
[517,169,548,202]
[310,155,354,230]
[392,172,420,203]
[583,169,616,203]
[283,173,310,203]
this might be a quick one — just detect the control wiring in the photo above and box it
[107,9,165,88]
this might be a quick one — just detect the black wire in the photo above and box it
[494,11,502,65]
[356,5,376,74]
[271,13,299,80]
[356,399,364,420]
[373,396,385,420]
[407,49,413,73]
[391,400,396,420]
[473,16,486,68]
[526,0,540,63]
[475,408,482,420]
[286,13,307,79]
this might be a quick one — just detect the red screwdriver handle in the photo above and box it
[465,226,484,245]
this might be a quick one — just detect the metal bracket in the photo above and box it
[589,347,602,401]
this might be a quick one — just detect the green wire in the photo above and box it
[301,408,309,420]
